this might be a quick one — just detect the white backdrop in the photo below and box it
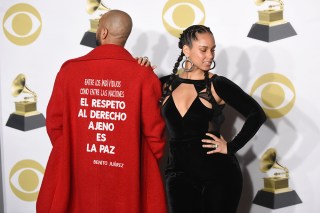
[1,0,320,212]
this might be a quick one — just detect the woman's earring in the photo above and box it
[182,57,194,72]
[209,60,216,70]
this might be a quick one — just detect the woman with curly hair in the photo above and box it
[160,25,266,213]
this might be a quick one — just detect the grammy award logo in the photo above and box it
[6,74,45,131]
[80,0,110,48]
[253,148,302,209]
[247,0,297,42]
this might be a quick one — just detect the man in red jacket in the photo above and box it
[37,10,167,213]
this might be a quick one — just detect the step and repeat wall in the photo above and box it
[1,0,320,212]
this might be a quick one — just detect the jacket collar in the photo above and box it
[73,44,135,62]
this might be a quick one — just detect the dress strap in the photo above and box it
[209,74,225,116]
[206,74,218,106]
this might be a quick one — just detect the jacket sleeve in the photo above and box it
[46,67,65,145]
[212,76,266,154]
[141,69,166,160]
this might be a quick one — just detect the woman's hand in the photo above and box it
[202,133,228,154]
[135,56,157,69]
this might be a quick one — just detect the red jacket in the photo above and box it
[37,44,167,213]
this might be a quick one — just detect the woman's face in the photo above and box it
[184,32,216,71]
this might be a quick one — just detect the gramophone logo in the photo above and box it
[9,159,44,201]
[2,3,42,46]
[6,73,46,131]
[253,148,302,209]
[162,0,206,38]
[247,0,297,42]
[80,0,110,48]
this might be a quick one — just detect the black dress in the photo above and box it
[161,74,266,213]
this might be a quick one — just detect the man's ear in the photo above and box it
[101,28,109,40]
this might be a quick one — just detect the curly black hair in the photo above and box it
[160,25,214,105]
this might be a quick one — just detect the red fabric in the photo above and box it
[37,44,167,213]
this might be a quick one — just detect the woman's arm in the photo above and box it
[212,75,266,154]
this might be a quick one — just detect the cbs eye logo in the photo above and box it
[250,73,296,119]
[2,3,42,46]
[162,0,206,38]
[9,159,44,201]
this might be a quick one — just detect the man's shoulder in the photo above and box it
[132,64,156,78]
[59,53,88,69]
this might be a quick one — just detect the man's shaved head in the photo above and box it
[96,10,133,47]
